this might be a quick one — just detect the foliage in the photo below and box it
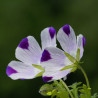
[39,81,69,98]
[79,84,91,98]
[92,93,98,98]
[61,48,81,73]
[69,82,82,98]
[39,81,98,98]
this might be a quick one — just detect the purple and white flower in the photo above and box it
[6,27,56,82]
[41,24,85,81]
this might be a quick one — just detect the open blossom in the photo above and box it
[6,27,56,82]
[6,24,85,82]
[41,24,85,81]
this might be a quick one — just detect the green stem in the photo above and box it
[60,79,74,98]
[77,64,90,88]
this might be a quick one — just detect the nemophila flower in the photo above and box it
[41,24,85,81]
[6,27,56,81]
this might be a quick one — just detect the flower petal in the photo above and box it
[41,27,56,50]
[42,69,71,82]
[42,76,53,82]
[41,47,67,70]
[57,24,77,53]
[6,61,41,80]
[16,36,42,65]
[77,34,85,59]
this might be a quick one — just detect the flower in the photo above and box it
[6,27,56,82]
[41,24,85,81]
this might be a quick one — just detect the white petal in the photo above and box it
[15,36,42,65]
[42,69,71,82]
[41,27,56,50]
[77,34,85,59]
[57,25,77,53]
[41,47,67,70]
[6,61,41,80]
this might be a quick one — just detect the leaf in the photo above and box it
[80,94,87,98]
[32,64,44,70]
[52,81,70,98]
[51,90,57,98]
[60,64,75,71]
[55,81,69,98]
[69,82,82,98]
[39,81,70,98]
[35,70,45,77]
[92,93,98,98]
[69,82,82,88]
[76,48,80,61]
[39,84,54,96]
[64,52,77,63]
[79,84,91,98]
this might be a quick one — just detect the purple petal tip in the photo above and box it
[62,24,70,36]
[18,37,29,49]
[41,50,51,62]
[82,36,85,47]
[43,76,53,82]
[6,66,18,76]
[21,79,25,80]
[49,27,56,39]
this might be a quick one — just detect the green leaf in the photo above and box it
[32,64,44,70]
[60,64,75,71]
[39,84,54,96]
[35,70,45,77]
[51,90,57,98]
[79,84,91,98]
[39,81,69,98]
[80,94,87,98]
[92,93,98,98]
[64,52,77,63]
[76,48,80,61]
[69,82,82,98]
[55,81,69,98]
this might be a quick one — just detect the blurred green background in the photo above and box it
[0,0,98,98]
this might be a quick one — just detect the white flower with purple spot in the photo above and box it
[6,27,56,82]
[41,24,85,81]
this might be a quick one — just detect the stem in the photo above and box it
[60,79,74,98]
[77,64,90,88]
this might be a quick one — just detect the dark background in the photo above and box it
[0,0,98,98]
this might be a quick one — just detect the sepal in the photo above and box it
[71,66,77,72]
[60,64,75,71]
[60,63,78,72]
[76,48,80,61]
[32,64,44,70]
[64,52,77,63]
[35,70,45,77]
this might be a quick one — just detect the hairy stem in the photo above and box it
[77,64,90,88]
[60,79,74,98]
